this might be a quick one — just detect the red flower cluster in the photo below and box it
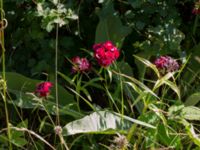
[35,82,53,97]
[154,56,179,74]
[71,56,91,73]
[93,41,120,67]
[192,1,200,15]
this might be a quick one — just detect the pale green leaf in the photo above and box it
[184,92,200,106]
[182,106,200,120]
[63,111,155,136]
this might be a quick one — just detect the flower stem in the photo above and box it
[0,1,12,149]
[55,22,60,125]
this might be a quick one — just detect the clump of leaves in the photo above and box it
[36,0,78,32]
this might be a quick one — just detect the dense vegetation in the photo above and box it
[1,0,200,149]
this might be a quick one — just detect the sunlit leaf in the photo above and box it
[63,111,155,136]
[182,106,200,121]
[134,55,160,78]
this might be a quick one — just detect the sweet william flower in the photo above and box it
[71,56,91,73]
[154,56,179,74]
[93,41,120,67]
[192,8,200,14]
[193,1,200,15]
[35,81,53,97]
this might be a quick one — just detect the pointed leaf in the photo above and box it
[63,111,155,136]
[95,0,131,47]
[184,92,200,106]
[5,72,74,106]
[134,55,160,78]
[182,106,200,121]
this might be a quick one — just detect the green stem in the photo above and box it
[0,1,12,149]
[42,101,55,126]
[76,73,82,112]
[119,69,124,117]
[193,15,199,35]
[127,96,149,148]
[55,23,60,125]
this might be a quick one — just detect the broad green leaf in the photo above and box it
[185,92,200,106]
[5,72,74,105]
[0,134,27,148]
[95,0,131,48]
[128,0,143,8]
[62,111,155,136]
[117,61,133,77]
[168,104,184,120]
[182,106,200,121]
[4,72,79,117]
[11,137,28,148]
[149,104,167,127]
[10,90,82,118]
[147,25,184,54]
[157,124,181,149]
[17,119,28,128]
[114,112,156,129]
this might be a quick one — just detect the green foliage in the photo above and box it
[95,0,132,47]
[36,0,78,32]
[5,72,74,105]
[63,110,155,136]
[63,111,131,136]
[1,0,200,149]
[185,92,200,106]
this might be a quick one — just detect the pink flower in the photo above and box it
[71,56,91,73]
[193,1,200,15]
[93,41,120,67]
[192,8,200,14]
[154,56,179,74]
[35,82,53,97]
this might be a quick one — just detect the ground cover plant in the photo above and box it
[1,0,200,149]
